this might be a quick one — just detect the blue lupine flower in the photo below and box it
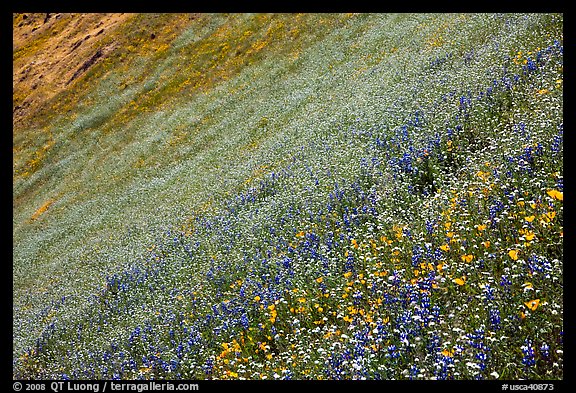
[241,313,249,329]
[521,339,536,367]
[386,345,400,359]
[489,308,501,331]
[409,364,419,380]
[484,284,495,302]
[202,358,213,375]
[425,220,435,235]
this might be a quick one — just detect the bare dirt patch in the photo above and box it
[13,13,134,130]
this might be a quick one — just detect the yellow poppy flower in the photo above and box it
[316,277,323,284]
[461,254,473,263]
[546,190,563,201]
[440,244,450,252]
[525,215,535,223]
[524,299,540,311]
[508,250,519,260]
[476,224,487,231]
[453,277,466,286]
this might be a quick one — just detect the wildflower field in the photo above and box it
[13,13,563,380]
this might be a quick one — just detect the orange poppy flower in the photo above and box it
[524,299,540,311]
[546,189,563,201]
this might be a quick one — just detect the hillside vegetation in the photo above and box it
[13,13,563,380]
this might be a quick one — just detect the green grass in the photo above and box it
[13,13,562,380]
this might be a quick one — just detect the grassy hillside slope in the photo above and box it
[13,13,563,380]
